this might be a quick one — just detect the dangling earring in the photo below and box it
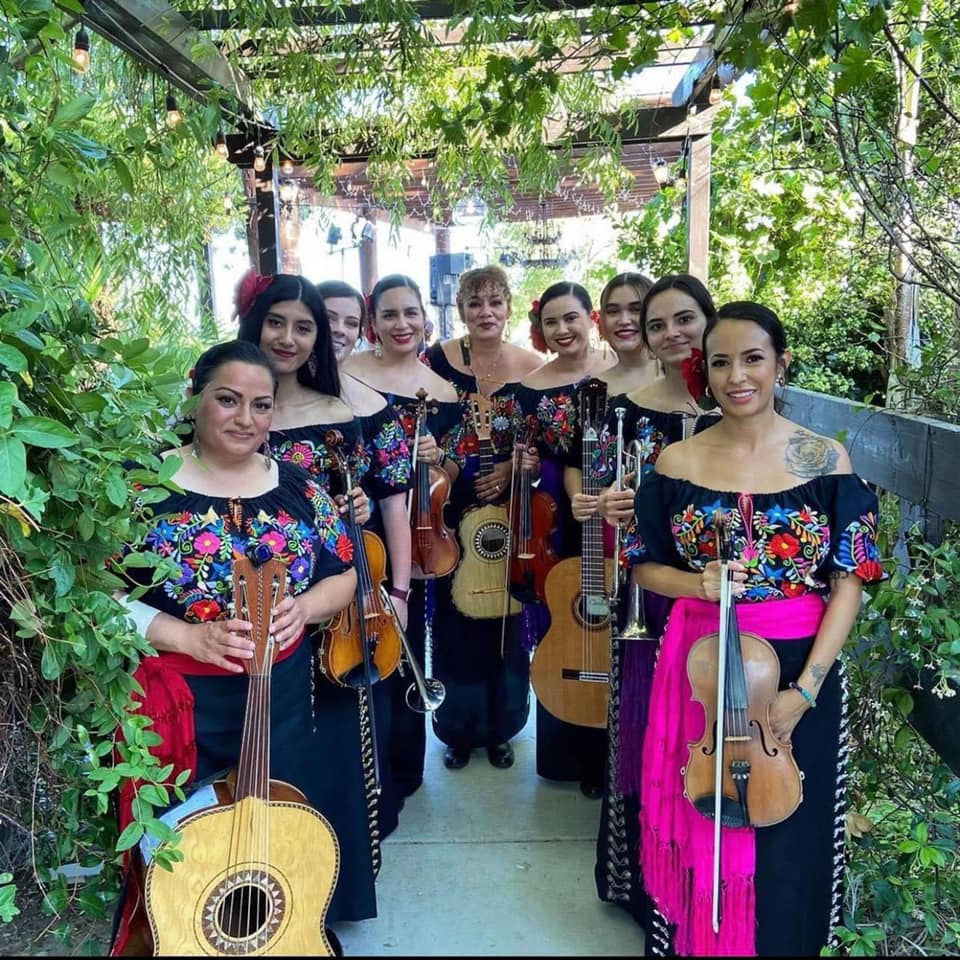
[463,333,471,352]
[308,352,318,377]
[192,431,201,459]
[262,439,272,471]
[374,338,382,359]
[704,385,713,399]
[777,373,786,386]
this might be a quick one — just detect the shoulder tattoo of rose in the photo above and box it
[784,431,839,479]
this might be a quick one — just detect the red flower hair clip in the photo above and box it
[590,309,600,325]
[234,268,274,319]
[680,348,717,411]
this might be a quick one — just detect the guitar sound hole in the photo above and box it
[577,594,609,628]
[217,884,269,939]
[473,522,508,561]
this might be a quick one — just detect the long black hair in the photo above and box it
[236,273,340,396]
[639,273,717,349]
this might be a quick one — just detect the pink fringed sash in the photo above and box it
[639,593,825,956]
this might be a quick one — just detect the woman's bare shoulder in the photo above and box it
[782,425,852,478]
[341,372,386,416]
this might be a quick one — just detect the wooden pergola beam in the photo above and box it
[63,0,254,116]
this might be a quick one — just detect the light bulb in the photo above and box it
[280,157,295,176]
[214,130,228,160]
[253,145,266,173]
[165,93,182,128]
[73,26,90,73]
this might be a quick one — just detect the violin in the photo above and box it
[508,426,559,605]
[408,387,459,579]
[319,430,401,693]
[683,507,803,931]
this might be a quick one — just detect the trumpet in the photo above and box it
[613,439,650,641]
[382,585,446,713]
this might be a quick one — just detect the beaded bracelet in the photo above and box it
[789,681,817,709]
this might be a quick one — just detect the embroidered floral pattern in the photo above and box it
[369,417,413,489]
[531,392,577,455]
[835,510,884,582]
[144,491,350,618]
[670,500,833,601]
[272,431,370,490]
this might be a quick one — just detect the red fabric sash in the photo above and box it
[111,656,196,955]
[639,593,825,956]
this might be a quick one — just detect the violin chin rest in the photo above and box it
[692,794,751,828]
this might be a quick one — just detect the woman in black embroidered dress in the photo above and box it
[631,301,885,956]
[109,341,361,955]
[237,272,412,866]
[422,265,542,771]
[592,274,720,926]
[342,274,463,801]
[514,281,613,796]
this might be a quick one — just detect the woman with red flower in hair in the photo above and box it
[109,340,362,954]
[629,301,886,957]
[589,273,721,929]
[513,280,614,795]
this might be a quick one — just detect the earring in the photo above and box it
[777,375,786,386]
[704,385,713,399]
[262,440,272,471]
[463,333,471,352]
[308,352,318,377]
[374,338,382,359]
[192,433,201,459]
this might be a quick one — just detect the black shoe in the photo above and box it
[487,742,514,769]
[580,779,603,799]
[443,746,471,770]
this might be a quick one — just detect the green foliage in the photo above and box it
[0,0,230,931]
[827,508,960,955]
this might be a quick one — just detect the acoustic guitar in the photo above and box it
[451,393,521,620]
[530,379,613,729]
[143,549,340,956]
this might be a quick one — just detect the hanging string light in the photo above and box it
[165,89,182,128]
[214,129,229,160]
[253,144,267,173]
[280,156,295,177]
[73,24,90,73]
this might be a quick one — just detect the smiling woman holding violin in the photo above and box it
[342,273,463,802]
[630,301,885,957]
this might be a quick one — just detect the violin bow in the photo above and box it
[711,509,731,934]
[327,430,382,795]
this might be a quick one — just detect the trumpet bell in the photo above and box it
[405,677,446,714]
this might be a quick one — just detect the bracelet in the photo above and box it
[789,681,817,708]
[389,586,410,602]
[435,449,447,468]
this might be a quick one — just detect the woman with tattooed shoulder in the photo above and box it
[629,301,885,957]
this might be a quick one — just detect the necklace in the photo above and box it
[461,335,504,394]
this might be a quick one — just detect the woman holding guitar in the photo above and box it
[514,281,613,796]
[342,274,462,801]
[110,341,359,955]
[422,265,543,771]
[630,301,885,955]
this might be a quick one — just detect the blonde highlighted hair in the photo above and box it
[455,265,512,314]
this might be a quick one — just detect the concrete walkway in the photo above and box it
[333,706,645,956]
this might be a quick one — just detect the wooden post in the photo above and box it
[685,134,712,284]
[250,168,278,276]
